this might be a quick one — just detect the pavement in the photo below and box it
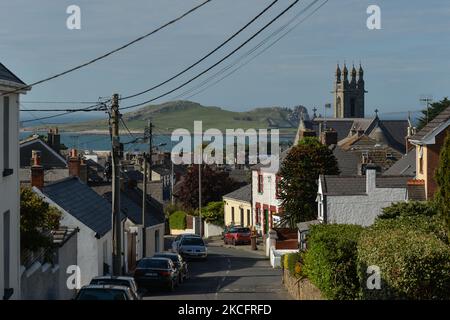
[142,236,290,300]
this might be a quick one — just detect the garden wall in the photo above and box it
[282,269,323,300]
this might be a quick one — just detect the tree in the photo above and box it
[417,97,450,130]
[202,201,225,226]
[174,165,242,211]
[20,188,61,252]
[278,137,339,225]
[435,132,450,240]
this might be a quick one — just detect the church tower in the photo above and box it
[333,63,366,118]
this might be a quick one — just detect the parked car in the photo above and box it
[89,276,141,299]
[134,257,179,291]
[171,233,201,252]
[74,285,135,300]
[224,226,251,245]
[154,252,189,283]
[177,236,207,260]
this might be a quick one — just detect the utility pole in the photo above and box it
[111,93,122,276]
[147,119,153,183]
[198,151,202,237]
[142,153,147,258]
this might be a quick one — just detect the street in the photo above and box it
[142,240,290,300]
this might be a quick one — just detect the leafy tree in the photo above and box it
[435,132,450,240]
[202,201,225,226]
[417,97,450,130]
[20,188,61,252]
[174,165,242,211]
[278,137,339,225]
[378,201,437,220]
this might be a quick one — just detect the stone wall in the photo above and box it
[282,269,323,300]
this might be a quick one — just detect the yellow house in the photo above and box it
[223,184,252,227]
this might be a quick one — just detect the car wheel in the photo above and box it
[168,280,175,292]
[178,274,183,284]
[232,238,236,246]
[224,238,227,245]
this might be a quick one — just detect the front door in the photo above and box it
[264,209,269,234]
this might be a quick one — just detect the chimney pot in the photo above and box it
[31,150,44,189]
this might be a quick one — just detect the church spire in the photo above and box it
[335,63,341,82]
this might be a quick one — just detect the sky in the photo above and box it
[1,0,450,122]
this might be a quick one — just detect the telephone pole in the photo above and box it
[111,93,122,276]
[147,119,153,182]
[142,153,147,258]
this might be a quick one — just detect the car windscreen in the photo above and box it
[77,289,127,300]
[235,228,250,233]
[137,259,169,269]
[154,254,179,264]
[90,279,131,288]
[181,237,204,246]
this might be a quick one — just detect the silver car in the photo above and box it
[177,236,207,260]
[171,233,201,252]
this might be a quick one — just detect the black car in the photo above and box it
[74,285,135,300]
[134,257,179,291]
[154,252,189,284]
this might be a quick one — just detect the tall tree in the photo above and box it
[20,188,61,252]
[417,97,450,130]
[435,132,450,240]
[175,165,241,211]
[278,137,339,225]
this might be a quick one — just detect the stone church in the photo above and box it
[333,63,366,118]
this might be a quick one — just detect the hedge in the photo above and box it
[302,224,364,300]
[358,221,450,300]
[169,211,187,230]
[282,252,302,278]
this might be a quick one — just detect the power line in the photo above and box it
[178,0,328,100]
[1,0,213,96]
[120,0,301,111]
[21,101,98,104]
[120,0,280,101]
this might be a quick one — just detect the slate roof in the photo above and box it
[92,183,165,227]
[383,149,416,176]
[331,145,359,175]
[223,184,252,203]
[410,105,450,142]
[20,137,67,168]
[0,63,26,85]
[41,177,117,237]
[320,175,409,196]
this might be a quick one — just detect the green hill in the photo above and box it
[59,100,299,134]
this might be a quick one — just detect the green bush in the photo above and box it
[302,224,364,300]
[169,211,187,230]
[357,225,450,300]
[282,252,302,277]
[202,201,225,226]
[378,201,437,220]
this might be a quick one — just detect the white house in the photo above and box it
[317,169,409,226]
[33,177,119,287]
[0,63,30,300]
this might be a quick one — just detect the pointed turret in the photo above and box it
[335,63,341,82]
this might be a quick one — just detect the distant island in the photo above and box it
[23,100,308,135]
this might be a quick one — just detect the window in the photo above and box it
[247,209,251,227]
[257,174,264,193]
[240,208,244,226]
[154,230,160,253]
[3,97,12,177]
[231,207,235,223]
[275,175,281,198]
[419,146,424,174]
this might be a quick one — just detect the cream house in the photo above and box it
[0,63,30,300]
[223,184,252,227]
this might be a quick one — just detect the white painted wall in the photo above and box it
[204,222,223,238]
[145,224,165,257]
[0,88,23,300]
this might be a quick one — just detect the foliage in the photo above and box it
[378,201,437,220]
[169,211,187,230]
[282,251,303,278]
[20,188,61,252]
[278,137,339,225]
[417,97,450,130]
[164,203,183,218]
[434,132,450,240]
[302,224,364,300]
[174,164,242,211]
[201,201,225,226]
[357,224,450,300]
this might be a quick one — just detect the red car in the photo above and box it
[223,226,251,245]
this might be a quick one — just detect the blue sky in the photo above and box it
[1,0,449,121]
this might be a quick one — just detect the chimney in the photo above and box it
[52,127,61,154]
[320,129,338,146]
[68,149,81,178]
[365,168,377,194]
[31,150,44,189]
[47,128,54,149]
[79,158,88,184]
